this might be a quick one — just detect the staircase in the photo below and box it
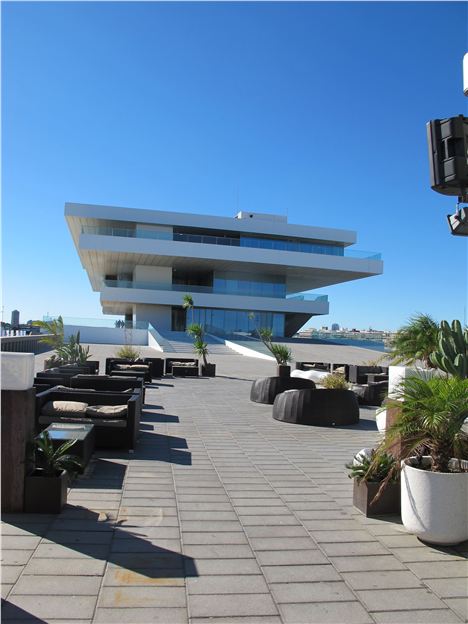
[157,330,234,355]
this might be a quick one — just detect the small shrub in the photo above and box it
[323,373,349,390]
[346,450,398,483]
[116,345,140,361]
[270,343,292,365]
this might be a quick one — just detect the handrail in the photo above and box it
[82,225,382,260]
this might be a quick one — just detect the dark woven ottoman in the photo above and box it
[250,376,316,405]
[273,388,359,426]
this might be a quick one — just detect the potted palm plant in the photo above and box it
[346,449,400,517]
[187,323,216,376]
[24,431,83,513]
[374,374,468,545]
[257,328,292,377]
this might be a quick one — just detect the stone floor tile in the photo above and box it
[182,532,247,545]
[189,558,262,576]
[190,617,282,624]
[103,568,186,586]
[244,525,309,538]
[271,581,356,603]
[110,538,181,552]
[22,558,106,576]
[43,530,113,544]
[3,595,97,619]
[423,577,468,598]
[311,530,377,543]
[249,537,317,551]
[372,609,463,623]
[256,550,329,566]
[94,607,188,622]
[183,544,254,559]
[1,537,42,550]
[1,551,33,566]
[1,567,23,584]
[179,511,238,521]
[329,555,406,572]
[187,574,269,594]
[357,587,447,611]
[188,593,278,618]
[279,601,373,623]
[1,584,13,599]
[11,575,102,595]
[342,570,423,590]
[180,521,242,532]
[262,564,341,583]
[98,586,186,607]
[443,598,468,621]
[321,541,390,557]
[392,547,466,563]
[406,560,468,578]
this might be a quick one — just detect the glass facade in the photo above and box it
[181,307,285,338]
[213,272,286,298]
[240,236,344,255]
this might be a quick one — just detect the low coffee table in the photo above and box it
[43,423,96,470]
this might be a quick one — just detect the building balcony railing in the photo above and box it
[103,279,329,302]
[82,225,381,260]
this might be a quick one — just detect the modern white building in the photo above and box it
[65,203,383,338]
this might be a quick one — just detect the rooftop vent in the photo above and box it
[235,211,287,223]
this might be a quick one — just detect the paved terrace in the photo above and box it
[2,347,467,623]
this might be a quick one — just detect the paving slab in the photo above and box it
[3,351,466,624]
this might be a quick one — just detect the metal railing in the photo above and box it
[0,334,53,354]
[82,225,382,260]
[103,279,329,302]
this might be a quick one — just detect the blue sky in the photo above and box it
[2,1,468,331]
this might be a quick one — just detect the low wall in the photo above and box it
[0,335,52,354]
[64,325,148,346]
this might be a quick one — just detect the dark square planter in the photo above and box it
[201,364,216,377]
[277,365,291,378]
[353,479,400,517]
[24,469,68,514]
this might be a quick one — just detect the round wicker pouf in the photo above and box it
[272,388,359,426]
[250,376,316,405]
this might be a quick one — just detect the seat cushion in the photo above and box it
[42,400,88,417]
[115,364,132,370]
[38,415,127,428]
[129,364,149,372]
[86,405,128,419]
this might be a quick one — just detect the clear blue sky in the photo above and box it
[3,1,468,331]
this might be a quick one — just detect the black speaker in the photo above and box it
[426,115,468,196]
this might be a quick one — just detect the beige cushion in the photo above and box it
[115,364,132,370]
[129,364,149,371]
[86,405,128,419]
[42,400,88,416]
[334,366,346,374]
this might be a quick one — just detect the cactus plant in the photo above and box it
[430,320,468,379]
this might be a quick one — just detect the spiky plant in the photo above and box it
[182,294,194,325]
[193,338,209,366]
[346,450,398,483]
[269,343,292,366]
[187,323,204,341]
[430,320,468,379]
[35,431,83,477]
[388,313,439,368]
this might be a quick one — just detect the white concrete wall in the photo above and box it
[134,304,172,332]
[64,324,148,345]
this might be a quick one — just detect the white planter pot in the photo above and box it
[375,409,386,433]
[1,352,35,390]
[401,457,468,545]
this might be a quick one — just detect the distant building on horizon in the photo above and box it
[10,310,19,327]
[65,203,383,338]
[331,323,340,331]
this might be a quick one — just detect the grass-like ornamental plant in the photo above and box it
[116,345,141,361]
[346,450,398,483]
[269,343,292,366]
[35,431,83,477]
[376,374,468,474]
[323,373,349,390]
